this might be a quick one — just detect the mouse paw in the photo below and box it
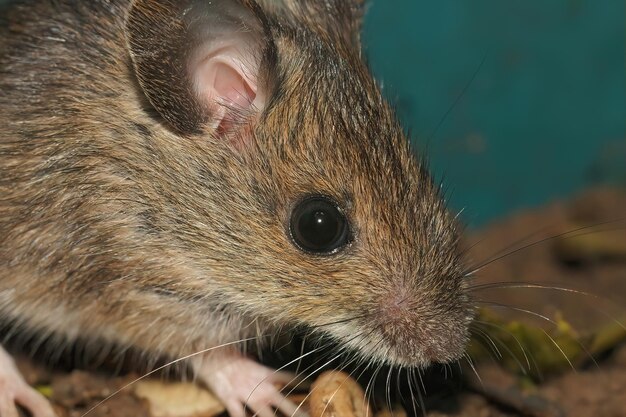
[195,352,307,417]
[0,346,56,417]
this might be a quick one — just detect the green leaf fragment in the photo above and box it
[35,385,53,398]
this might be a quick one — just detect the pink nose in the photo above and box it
[376,291,469,365]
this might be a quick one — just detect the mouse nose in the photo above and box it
[375,288,471,365]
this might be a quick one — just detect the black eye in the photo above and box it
[289,196,350,254]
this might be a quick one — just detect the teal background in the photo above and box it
[363,0,625,226]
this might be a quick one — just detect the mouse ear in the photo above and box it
[126,0,273,136]
[280,0,365,51]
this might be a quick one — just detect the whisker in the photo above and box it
[411,367,427,417]
[427,52,487,141]
[463,351,483,387]
[416,366,427,398]
[287,350,360,417]
[272,327,296,354]
[540,327,576,372]
[476,301,599,370]
[462,224,553,267]
[322,355,371,417]
[406,369,419,417]
[464,219,625,277]
[472,284,626,358]
[469,282,625,315]
[245,343,331,415]
[295,333,310,376]
[358,337,387,417]
[276,349,335,398]
[469,326,503,361]
[312,357,367,417]
[364,362,383,414]
[80,337,259,417]
[471,281,626,323]
[274,328,380,417]
[385,366,394,414]
[393,368,405,417]
[471,320,533,374]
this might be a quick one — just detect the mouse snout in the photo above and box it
[372,283,472,366]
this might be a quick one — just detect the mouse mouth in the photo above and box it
[311,322,470,370]
[314,294,475,369]
[375,293,474,366]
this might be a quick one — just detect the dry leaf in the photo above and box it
[134,380,225,417]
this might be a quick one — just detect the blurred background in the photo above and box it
[363,0,625,227]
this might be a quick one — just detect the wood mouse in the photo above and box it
[0,0,473,416]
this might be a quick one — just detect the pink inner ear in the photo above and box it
[212,60,257,108]
[193,47,261,130]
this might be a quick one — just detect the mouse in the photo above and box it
[0,1,473,416]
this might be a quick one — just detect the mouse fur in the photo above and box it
[0,0,473,403]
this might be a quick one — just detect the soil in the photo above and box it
[10,186,626,417]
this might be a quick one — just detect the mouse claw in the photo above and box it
[195,352,308,417]
[0,347,57,417]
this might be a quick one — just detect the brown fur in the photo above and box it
[0,0,472,371]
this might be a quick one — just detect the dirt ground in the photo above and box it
[11,187,626,417]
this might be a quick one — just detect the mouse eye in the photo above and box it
[289,196,350,255]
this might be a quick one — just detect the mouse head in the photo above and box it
[126,0,473,367]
